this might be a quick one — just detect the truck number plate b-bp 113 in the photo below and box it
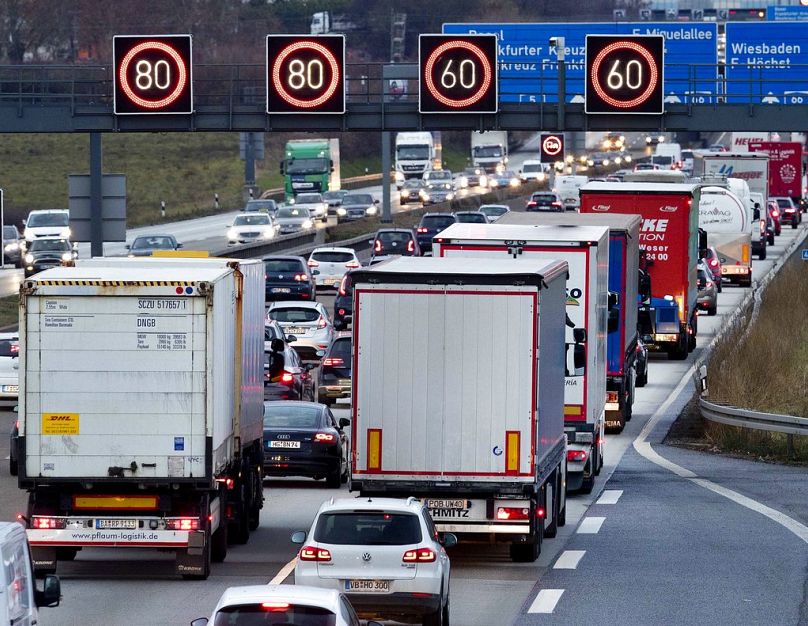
[96,519,138,530]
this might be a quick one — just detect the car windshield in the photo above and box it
[264,259,304,273]
[396,145,430,160]
[264,404,322,429]
[3,226,17,239]
[312,251,354,263]
[523,163,542,172]
[0,338,18,358]
[343,194,373,205]
[403,180,424,189]
[234,214,270,226]
[276,208,307,218]
[27,212,68,227]
[245,200,275,212]
[296,194,322,204]
[464,168,482,175]
[421,215,456,229]
[427,171,451,181]
[473,145,503,157]
[480,206,507,216]
[29,239,70,252]
[286,158,328,175]
[132,236,174,250]
[455,213,486,223]
[314,512,422,545]
[269,307,320,323]
[328,338,351,363]
[378,231,412,244]
[682,150,694,159]
[213,604,336,626]
[323,191,346,200]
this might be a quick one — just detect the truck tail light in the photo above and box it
[31,517,66,529]
[281,372,294,385]
[567,450,588,463]
[314,432,335,442]
[675,295,685,321]
[322,357,344,367]
[403,548,436,562]
[294,273,309,282]
[307,259,320,267]
[606,391,618,403]
[165,518,200,531]
[345,260,360,269]
[299,546,331,561]
[496,507,529,520]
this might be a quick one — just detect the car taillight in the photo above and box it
[785,207,796,213]
[772,209,780,218]
[10,344,18,354]
[567,450,588,462]
[337,308,346,315]
[294,274,308,282]
[322,357,344,367]
[307,259,320,267]
[416,227,428,233]
[317,316,327,329]
[14,420,19,429]
[31,517,66,529]
[552,201,563,207]
[345,260,360,269]
[407,240,415,253]
[374,240,382,252]
[299,546,332,561]
[403,548,436,562]
[281,372,294,385]
[496,507,529,521]
[527,201,536,207]
[165,518,200,531]
[708,258,719,267]
[314,432,335,442]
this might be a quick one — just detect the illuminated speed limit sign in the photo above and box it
[266,35,345,114]
[585,35,664,114]
[113,35,193,115]
[540,133,565,163]
[419,35,498,114]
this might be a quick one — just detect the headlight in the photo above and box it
[60,227,71,238]
[61,252,73,262]
[302,219,313,229]
[446,193,455,200]
[537,173,546,182]
[401,190,410,198]
[395,171,405,182]
[614,157,622,165]
[510,178,520,187]
[624,155,632,163]
[479,175,488,187]
[24,254,33,264]
[495,163,505,174]
[227,228,237,240]
[336,207,347,216]
[262,229,274,239]
[459,176,468,187]
[658,136,665,142]
[4,242,18,252]
[646,136,652,143]
[365,205,378,215]
[603,159,610,166]
[489,179,499,187]
[423,194,432,201]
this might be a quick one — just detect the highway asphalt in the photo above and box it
[0,202,805,625]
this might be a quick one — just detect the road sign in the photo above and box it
[802,249,808,260]
[540,133,564,163]
[68,174,127,242]
[585,35,664,114]
[442,22,717,103]
[418,34,498,113]
[113,35,193,115]
[725,23,808,104]
[768,6,808,21]
[266,35,346,114]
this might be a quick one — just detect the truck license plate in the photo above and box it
[95,519,138,530]
[345,579,390,593]
[270,441,301,449]
[426,499,468,510]
[2,385,18,393]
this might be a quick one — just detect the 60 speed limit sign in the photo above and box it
[585,35,664,115]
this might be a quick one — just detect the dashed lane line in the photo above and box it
[596,489,623,505]
[576,517,605,534]
[268,557,297,585]
[553,550,586,570]
[527,589,565,614]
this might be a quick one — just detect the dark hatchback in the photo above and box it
[263,401,350,488]
[264,321,316,402]
[264,256,317,302]
[415,213,457,254]
[333,271,354,331]
[371,228,420,257]
[24,237,75,277]
[526,192,564,212]
[318,332,352,406]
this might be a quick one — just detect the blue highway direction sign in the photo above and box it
[443,22,717,104]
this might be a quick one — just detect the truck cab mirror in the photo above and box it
[698,228,708,255]
[125,244,130,250]
[35,574,60,608]
[330,159,335,173]
[177,242,184,249]
[270,338,284,353]
[608,291,619,310]
[279,161,285,175]
[573,328,587,344]
[191,619,209,626]
[752,207,760,220]
[608,308,619,334]
[638,270,652,301]
[573,343,586,373]
[338,417,350,429]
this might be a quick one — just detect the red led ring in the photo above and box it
[591,41,658,109]
[271,41,340,109]
[424,41,492,108]
[118,41,188,109]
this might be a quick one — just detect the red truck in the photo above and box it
[580,182,702,360]
[748,141,803,199]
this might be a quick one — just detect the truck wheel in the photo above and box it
[624,399,633,423]
[793,219,798,229]
[707,304,717,316]
[9,455,17,476]
[509,537,540,562]
[580,473,595,494]
[758,246,767,260]
[211,524,228,563]
[768,232,775,245]
[56,548,78,561]
[636,363,648,388]
[229,487,251,545]
[543,476,559,539]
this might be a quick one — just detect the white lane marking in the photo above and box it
[596,489,623,505]
[577,517,605,534]
[633,366,808,546]
[553,550,586,570]
[528,589,565,614]
[269,557,297,585]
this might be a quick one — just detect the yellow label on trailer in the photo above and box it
[152,250,209,258]
[41,412,79,435]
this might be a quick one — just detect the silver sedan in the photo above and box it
[266,301,335,361]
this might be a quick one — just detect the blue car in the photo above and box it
[415,213,457,254]
[264,256,317,302]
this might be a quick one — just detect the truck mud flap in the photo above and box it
[175,530,208,577]
[31,546,57,574]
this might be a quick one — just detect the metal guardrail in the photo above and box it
[699,397,808,437]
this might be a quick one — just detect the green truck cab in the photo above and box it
[280,139,340,201]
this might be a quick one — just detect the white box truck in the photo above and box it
[471,131,508,173]
[433,224,608,494]
[19,258,265,579]
[394,132,435,189]
[350,256,568,563]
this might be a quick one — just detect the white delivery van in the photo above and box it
[655,143,682,168]
[520,160,548,182]
[555,175,589,210]
[0,522,61,624]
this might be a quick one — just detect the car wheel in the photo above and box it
[211,523,228,563]
[768,233,775,245]
[636,363,648,388]
[758,246,767,260]
[326,466,341,489]
[708,304,717,316]
[793,219,799,229]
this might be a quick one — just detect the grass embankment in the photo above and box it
[671,248,808,464]
[0,133,468,228]
[0,295,18,329]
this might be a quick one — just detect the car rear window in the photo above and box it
[328,338,351,363]
[421,215,456,229]
[264,259,304,274]
[0,339,18,357]
[455,213,486,223]
[264,404,322,429]
[378,231,412,244]
[776,198,792,208]
[269,307,320,323]
[314,512,422,545]
[312,251,354,263]
[480,206,507,216]
[698,269,708,282]
[213,604,336,626]
[531,194,557,203]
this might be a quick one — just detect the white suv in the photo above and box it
[293,497,455,625]
[308,247,361,288]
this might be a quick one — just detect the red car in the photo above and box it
[773,197,801,229]
[767,200,782,236]
[701,246,722,293]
